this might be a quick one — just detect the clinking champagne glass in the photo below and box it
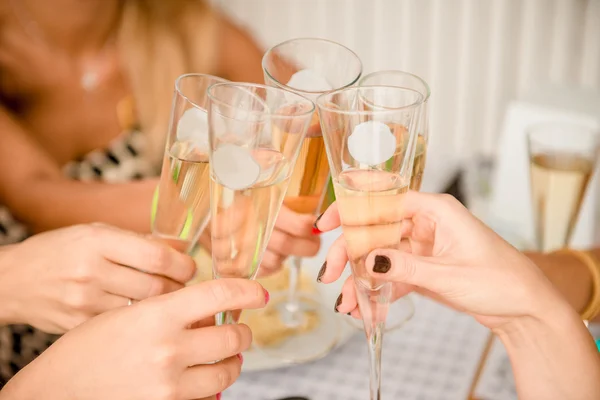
[206,82,315,326]
[258,38,362,362]
[318,85,423,400]
[152,74,228,255]
[346,70,432,333]
[527,122,600,253]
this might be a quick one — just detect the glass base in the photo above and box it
[345,295,415,332]
[244,292,342,363]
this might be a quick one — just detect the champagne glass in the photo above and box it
[527,122,599,253]
[257,38,362,362]
[317,85,423,399]
[344,71,431,333]
[206,82,315,326]
[152,74,228,254]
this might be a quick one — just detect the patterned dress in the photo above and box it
[0,121,158,383]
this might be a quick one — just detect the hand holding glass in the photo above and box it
[318,85,423,399]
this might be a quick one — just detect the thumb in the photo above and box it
[365,249,446,293]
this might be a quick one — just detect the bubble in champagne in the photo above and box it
[287,69,333,92]
[212,144,260,190]
[348,121,396,165]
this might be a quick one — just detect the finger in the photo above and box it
[163,279,268,325]
[188,316,216,329]
[334,276,359,314]
[399,191,466,222]
[94,292,131,313]
[314,202,340,232]
[275,206,316,237]
[267,229,320,258]
[99,261,184,300]
[182,323,252,365]
[256,251,285,277]
[64,292,126,324]
[400,219,415,240]
[93,225,196,283]
[365,248,447,293]
[318,234,348,283]
[179,355,242,399]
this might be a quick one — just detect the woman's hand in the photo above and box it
[0,224,196,334]
[317,192,565,330]
[260,206,321,276]
[2,279,268,400]
[317,192,600,399]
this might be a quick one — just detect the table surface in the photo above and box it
[227,296,491,400]
[225,231,493,400]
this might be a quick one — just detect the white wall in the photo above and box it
[214,0,600,185]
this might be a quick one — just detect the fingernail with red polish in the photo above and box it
[237,353,244,364]
[216,393,222,400]
[264,289,270,304]
[312,213,324,235]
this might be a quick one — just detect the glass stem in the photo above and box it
[217,310,239,325]
[368,322,384,400]
[355,282,391,400]
[285,256,302,317]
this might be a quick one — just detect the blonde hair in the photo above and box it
[117,0,220,166]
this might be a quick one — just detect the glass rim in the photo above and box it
[262,37,363,95]
[359,70,431,102]
[316,85,424,116]
[174,73,230,110]
[206,82,316,121]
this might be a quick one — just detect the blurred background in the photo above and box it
[213,0,600,192]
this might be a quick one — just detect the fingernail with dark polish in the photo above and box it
[334,293,343,313]
[346,312,352,316]
[312,213,324,235]
[373,255,392,273]
[316,261,327,282]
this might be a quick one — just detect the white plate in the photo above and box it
[242,229,359,372]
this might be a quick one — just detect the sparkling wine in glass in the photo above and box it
[206,82,315,325]
[258,37,362,362]
[318,86,423,399]
[152,74,228,254]
[527,122,599,252]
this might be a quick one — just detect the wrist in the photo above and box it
[493,296,577,345]
[494,296,600,399]
[0,246,25,325]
